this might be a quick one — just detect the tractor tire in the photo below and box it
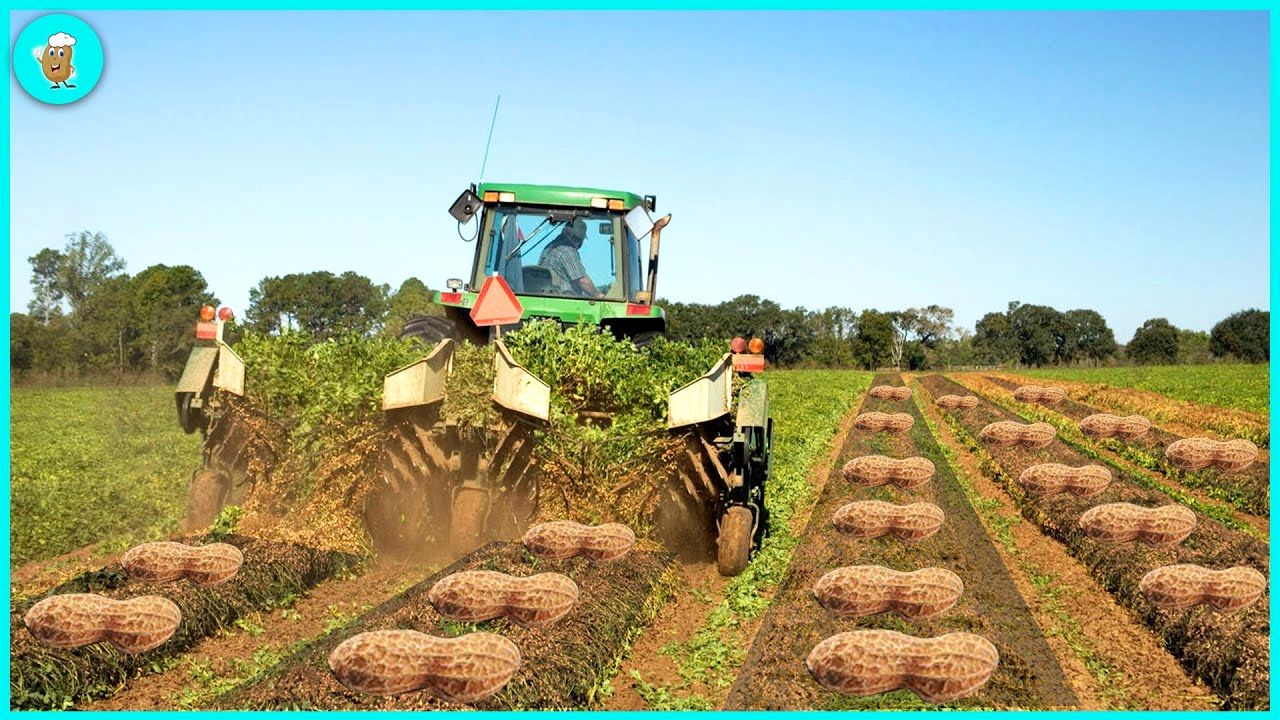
[630,330,662,349]
[450,487,490,556]
[401,315,458,345]
[716,506,754,577]
[186,468,231,531]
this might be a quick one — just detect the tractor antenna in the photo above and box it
[478,93,501,184]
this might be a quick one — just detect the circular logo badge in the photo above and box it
[13,13,105,105]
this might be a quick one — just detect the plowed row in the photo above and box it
[972,374,1269,517]
[10,535,359,710]
[725,373,1076,709]
[916,374,1269,710]
[208,542,678,710]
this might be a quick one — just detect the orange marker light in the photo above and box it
[199,305,216,321]
[218,307,234,321]
[731,337,747,353]
[749,337,765,354]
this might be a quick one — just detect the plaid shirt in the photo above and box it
[539,243,588,292]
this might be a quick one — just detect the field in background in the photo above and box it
[10,385,200,566]
[1018,364,1269,414]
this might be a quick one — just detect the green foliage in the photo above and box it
[1127,317,1180,365]
[1019,364,1270,415]
[630,671,714,710]
[232,329,423,452]
[440,341,498,433]
[1209,308,1269,362]
[10,386,202,566]
[504,321,726,524]
[246,270,390,339]
[210,505,245,540]
[851,309,895,369]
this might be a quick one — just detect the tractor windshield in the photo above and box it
[477,207,639,302]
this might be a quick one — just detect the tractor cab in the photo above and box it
[420,183,669,345]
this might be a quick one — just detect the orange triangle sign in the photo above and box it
[470,275,524,327]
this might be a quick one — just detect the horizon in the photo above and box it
[8,10,1270,340]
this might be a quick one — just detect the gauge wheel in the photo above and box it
[716,505,754,576]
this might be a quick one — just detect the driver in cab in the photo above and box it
[539,218,603,298]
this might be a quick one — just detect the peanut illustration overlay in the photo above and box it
[813,566,964,620]
[1165,438,1259,472]
[1012,385,1067,404]
[868,385,913,401]
[427,570,579,627]
[832,500,945,543]
[1017,463,1112,498]
[1138,564,1266,613]
[1078,503,1196,547]
[979,421,1056,449]
[1078,413,1152,440]
[934,394,979,410]
[521,520,635,561]
[328,629,521,702]
[806,630,999,703]
[121,541,244,586]
[841,455,936,490]
[24,593,182,654]
[853,412,915,434]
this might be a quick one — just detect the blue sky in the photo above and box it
[8,11,1269,341]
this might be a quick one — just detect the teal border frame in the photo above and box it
[2,5,1274,717]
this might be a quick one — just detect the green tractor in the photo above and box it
[400,183,669,346]
[175,182,773,576]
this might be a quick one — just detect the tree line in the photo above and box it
[10,230,1269,380]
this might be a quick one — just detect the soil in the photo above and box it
[82,558,432,710]
[724,373,1077,710]
[10,543,121,602]
[916,374,1270,710]
[973,374,1269,520]
[911,377,1218,709]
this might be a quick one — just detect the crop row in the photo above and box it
[917,375,1268,710]
[957,374,1268,523]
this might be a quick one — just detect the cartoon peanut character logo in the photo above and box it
[36,32,77,89]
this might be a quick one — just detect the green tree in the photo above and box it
[247,271,390,339]
[130,264,218,375]
[852,309,895,369]
[1127,318,1180,365]
[1008,302,1067,366]
[1062,309,1117,364]
[1209,309,1269,362]
[27,248,64,323]
[973,312,1017,365]
[55,230,127,316]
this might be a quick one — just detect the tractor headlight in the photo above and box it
[446,278,464,290]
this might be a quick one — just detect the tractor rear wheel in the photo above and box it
[401,315,458,345]
[716,506,754,576]
[450,487,490,556]
[186,468,231,531]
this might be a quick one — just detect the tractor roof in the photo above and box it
[477,182,645,210]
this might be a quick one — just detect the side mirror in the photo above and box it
[449,188,483,224]
[624,205,655,240]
